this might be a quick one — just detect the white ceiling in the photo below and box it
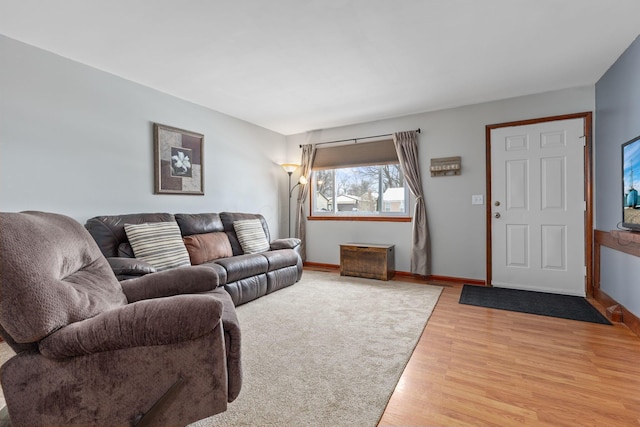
[1,1,639,135]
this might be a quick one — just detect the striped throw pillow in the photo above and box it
[233,219,270,254]
[124,222,191,271]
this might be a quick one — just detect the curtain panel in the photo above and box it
[295,144,316,261]
[393,131,430,275]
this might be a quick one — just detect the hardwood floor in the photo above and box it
[377,276,640,426]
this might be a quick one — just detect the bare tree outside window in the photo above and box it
[312,164,407,215]
[360,164,404,190]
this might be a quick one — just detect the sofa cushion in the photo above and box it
[233,219,270,254]
[198,262,229,286]
[107,257,157,277]
[266,266,300,294]
[215,253,268,283]
[270,238,301,250]
[124,222,191,271]
[175,213,224,236]
[223,274,268,306]
[85,213,175,258]
[261,249,299,272]
[183,232,233,265]
[118,242,135,258]
[0,211,128,344]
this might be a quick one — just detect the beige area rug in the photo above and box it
[0,342,15,410]
[192,270,442,427]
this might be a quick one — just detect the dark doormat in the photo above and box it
[459,285,612,325]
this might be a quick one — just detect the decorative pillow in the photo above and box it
[233,219,270,254]
[183,232,233,265]
[124,222,191,271]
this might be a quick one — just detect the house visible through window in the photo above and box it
[310,139,409,217]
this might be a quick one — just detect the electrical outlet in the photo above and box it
[471,195,484,205]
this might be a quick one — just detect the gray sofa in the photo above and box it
[85,212,303,306]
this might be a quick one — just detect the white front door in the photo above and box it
[490,118,585,296]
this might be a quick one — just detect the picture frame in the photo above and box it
[153,123,204,195]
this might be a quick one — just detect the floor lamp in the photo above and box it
[281,164,299,238]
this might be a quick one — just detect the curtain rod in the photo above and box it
[299,128,421,148]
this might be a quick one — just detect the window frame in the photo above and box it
[308,164,412,222]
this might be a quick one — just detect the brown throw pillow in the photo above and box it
[183,232,233,265]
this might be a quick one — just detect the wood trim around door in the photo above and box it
[485,112,594,296]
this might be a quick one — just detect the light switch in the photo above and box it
[472,195,484,205]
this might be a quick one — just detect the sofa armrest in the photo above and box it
[107,257,157,277]
[223,306,242,401]
[121,265,220,303]
[270,238,301,250]
[38,295,223,359]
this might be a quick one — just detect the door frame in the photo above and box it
[485,112,594,296]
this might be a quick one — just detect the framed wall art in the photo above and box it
[153,123,204,195]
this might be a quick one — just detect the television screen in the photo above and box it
[622,135,640,231]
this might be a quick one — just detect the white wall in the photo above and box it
[287,87,595,279]
[0,36,291,237]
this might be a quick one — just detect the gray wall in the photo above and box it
[288,87,595,278]
[595,35,640,317]
[0,33,605,283]
[0,36,290,236]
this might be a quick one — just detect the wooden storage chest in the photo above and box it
[339,243,395,281]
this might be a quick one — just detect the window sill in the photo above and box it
[307,216,412,222]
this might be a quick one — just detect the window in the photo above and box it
[310,139,410,218]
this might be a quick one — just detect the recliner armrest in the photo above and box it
[270,238,301,250]
[121,265,220,302]
[39,295,223,359]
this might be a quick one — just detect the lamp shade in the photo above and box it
[281,163,299,174]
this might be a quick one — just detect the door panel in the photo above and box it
[491,118,585,296]
[541,157,565,210]
[541,225,566,270]
[506,159,528,210]
[506,224,529,267]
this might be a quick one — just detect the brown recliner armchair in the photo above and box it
[0,211,241,426]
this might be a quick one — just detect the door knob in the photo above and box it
[494,201,501,206]
[494,212,501,218]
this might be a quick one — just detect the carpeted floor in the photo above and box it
[192,270,442,427]
[459,284,611,325]
[0,342,15,411]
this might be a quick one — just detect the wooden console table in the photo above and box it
[594,229,640,336]
[340,243,395,281]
